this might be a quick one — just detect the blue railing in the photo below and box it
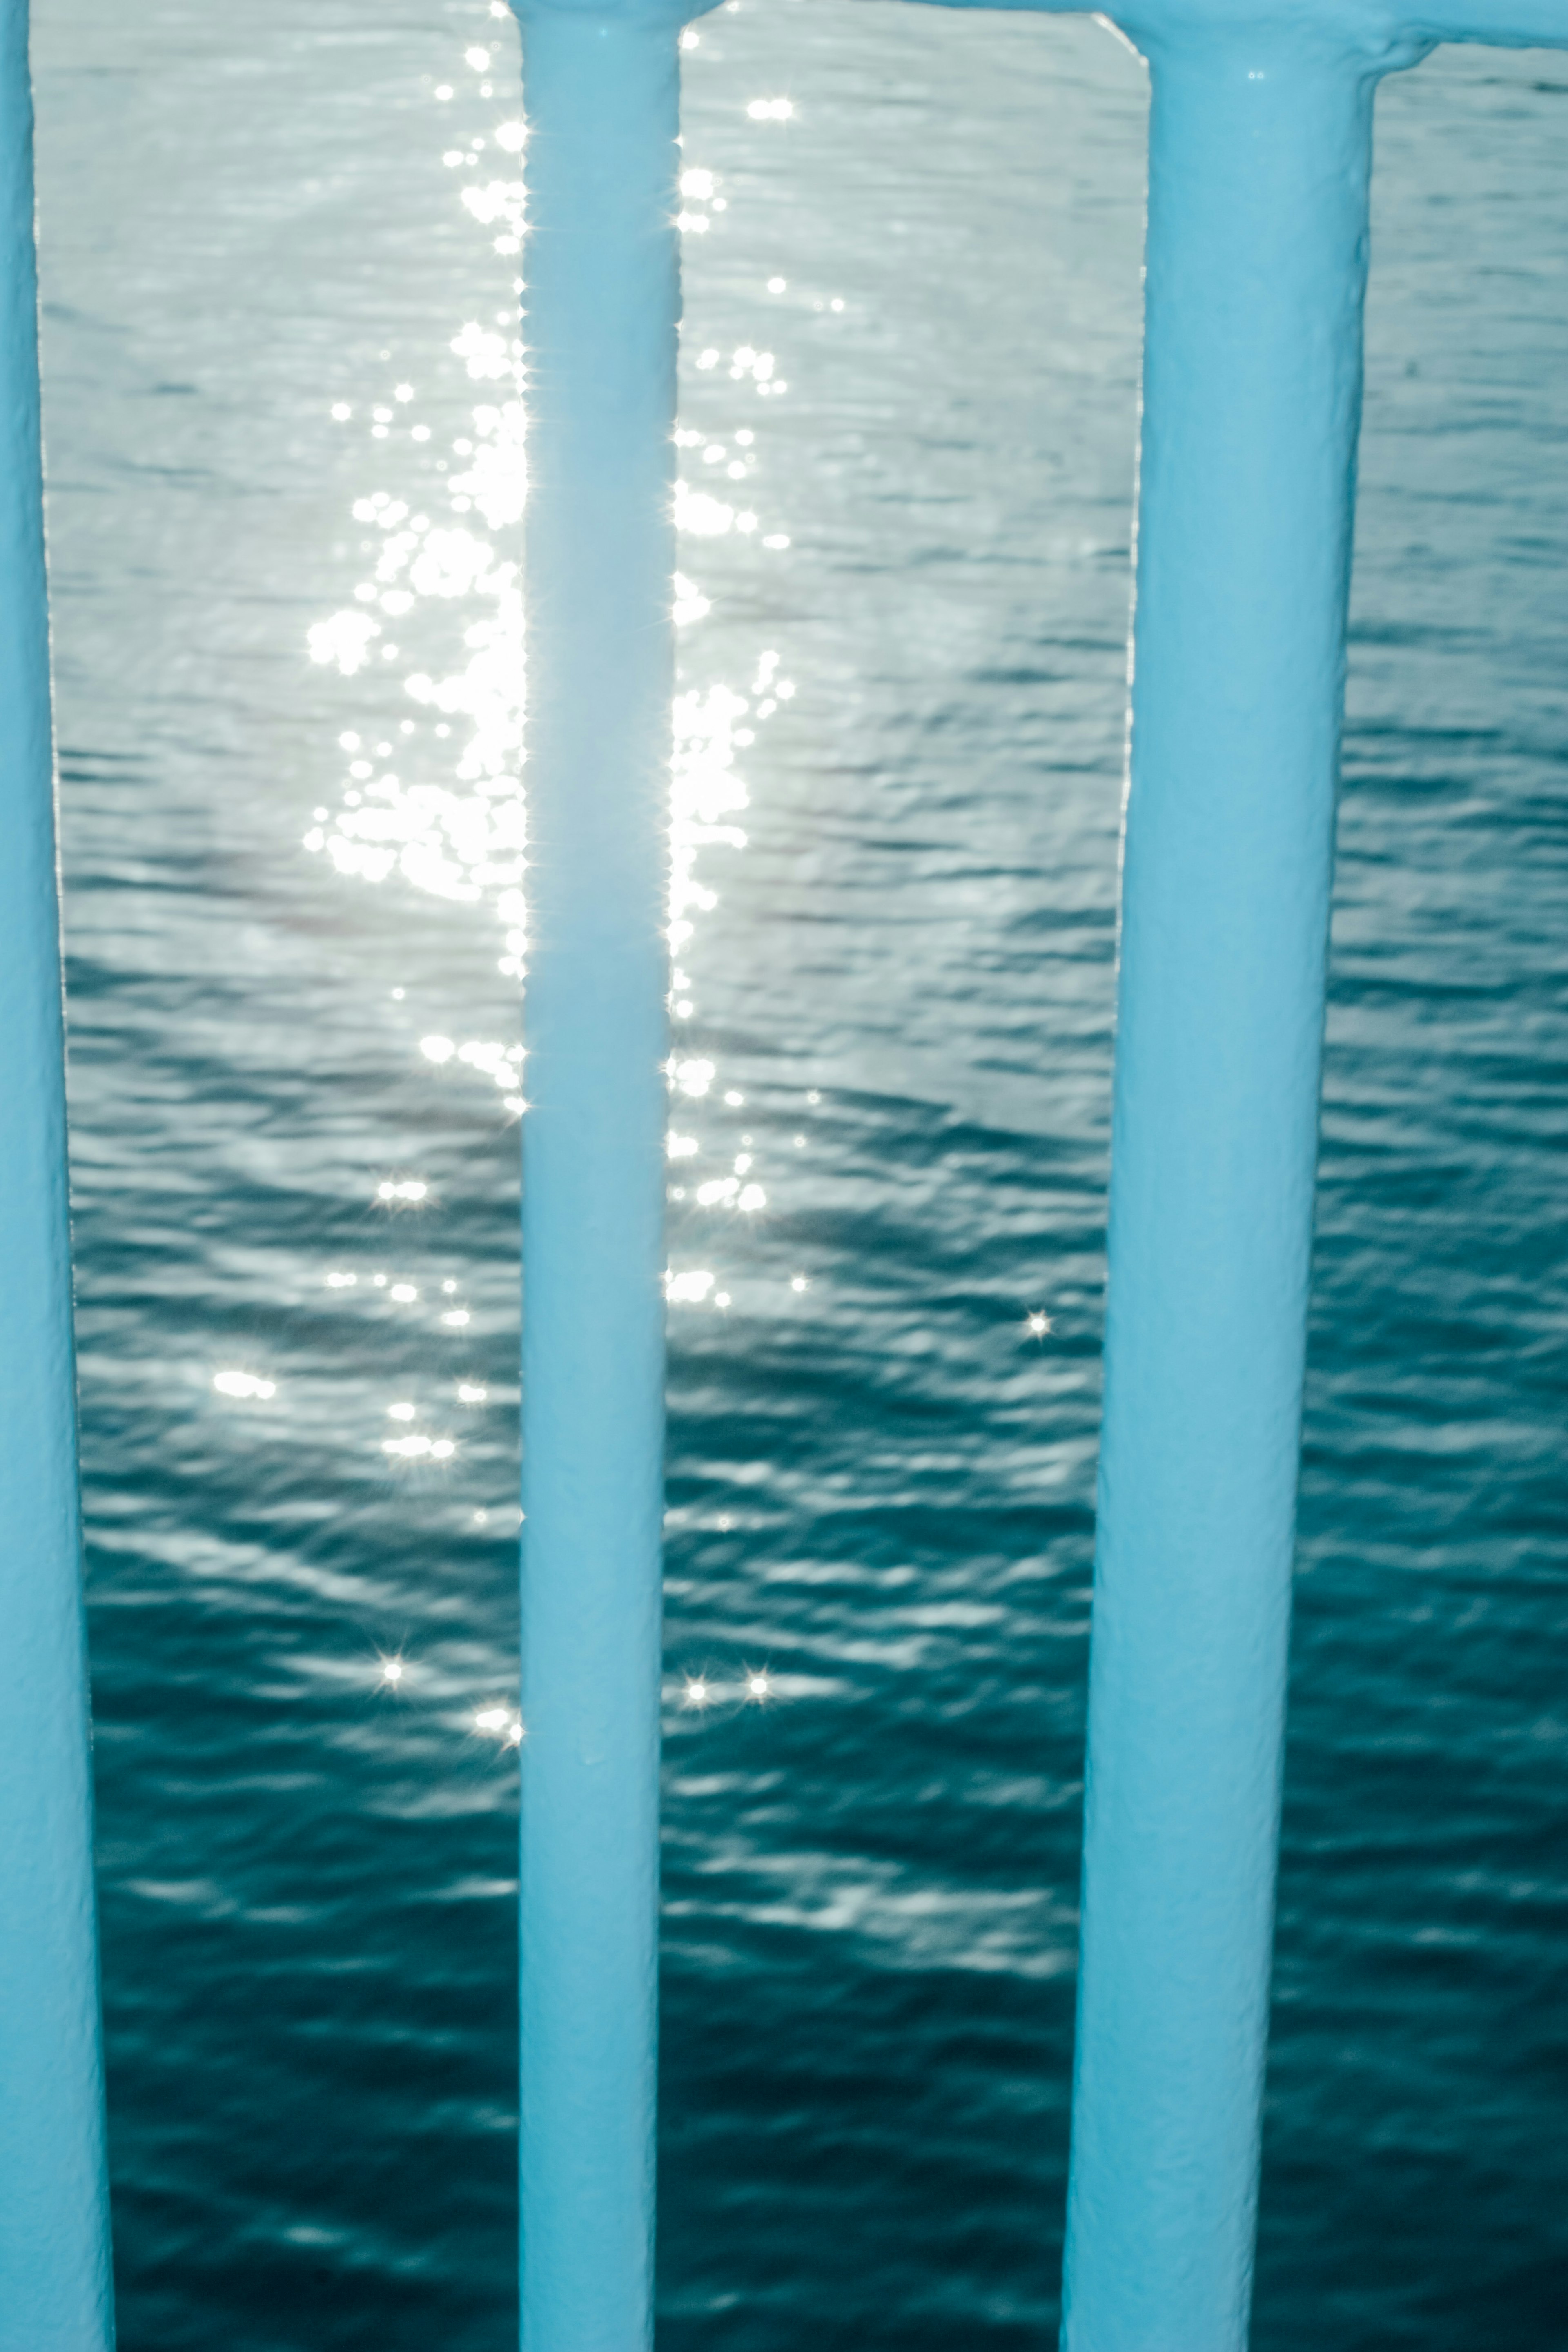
[0,0,114,2339]
[3,0,1565,2346]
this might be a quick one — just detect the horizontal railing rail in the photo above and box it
[1,0,1563,2346]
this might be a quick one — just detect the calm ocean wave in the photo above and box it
[33,0,1568,2344]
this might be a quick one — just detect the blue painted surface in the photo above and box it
[907,0,1563,2338]
[0,1,113,2342]
[24,4,1568,2348]
[514,6,1568,2336]
[510,2,713,2342]
[1059,31,1390,2352]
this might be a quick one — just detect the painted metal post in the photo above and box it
[0,2,115,2345]
[1036,6,1557,2333]
[1056,17,1420,2347]
[508,2,713,2344]
[900,1,1568,2340]
[509,0,1568,2340]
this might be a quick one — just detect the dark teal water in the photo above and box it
[33,0,1568,2343]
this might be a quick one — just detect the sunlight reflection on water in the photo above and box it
[290,7,808,1732]
[45,2,1566,2341]
[299,12,797,1324]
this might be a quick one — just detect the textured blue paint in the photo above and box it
[1061,10,1564,2341]
[0,2,114,2344]
[508,2,713,2345]
[508,0,1568,2340]
[1060,28,1399,2352]
[902,0,1564,2341]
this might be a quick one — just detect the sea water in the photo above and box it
[31,0,1568,2343]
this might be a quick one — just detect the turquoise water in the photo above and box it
[34,0,1568,2343]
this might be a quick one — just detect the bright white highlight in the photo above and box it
[307,611,380,675]
[383,1433,456,1461]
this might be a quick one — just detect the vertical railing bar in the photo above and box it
[508,3,714,2344]
[0,0,115,2344]
[902,0,1564,2329]
[505,0,1568,2343]
[1058,15,1427,2346]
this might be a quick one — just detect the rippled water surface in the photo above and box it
[32,0,1568,2344]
